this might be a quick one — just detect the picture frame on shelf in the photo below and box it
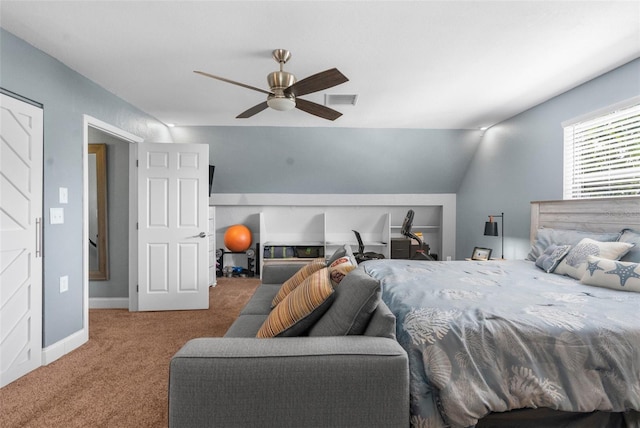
[471,247,492,261]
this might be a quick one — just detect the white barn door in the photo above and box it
[0,93,43,387]
[137,143,209,311]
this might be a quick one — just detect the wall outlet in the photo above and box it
[59,275,69,293]
[50,207,64,224]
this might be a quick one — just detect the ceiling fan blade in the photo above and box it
[237,101,269,119]
[194,71,272,95]
[295,98,343,121]
[285,68,348,97]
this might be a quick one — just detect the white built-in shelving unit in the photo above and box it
[209,194,456,276]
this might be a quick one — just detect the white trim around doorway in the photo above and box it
[83,116,143,322]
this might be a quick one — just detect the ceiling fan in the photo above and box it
[194,49,349,121]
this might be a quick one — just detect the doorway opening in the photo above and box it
[83,116,142,315]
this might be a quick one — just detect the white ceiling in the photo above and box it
[1,1,639,129]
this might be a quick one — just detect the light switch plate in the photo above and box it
[59,275,69,293]
[50,207,64,224]
[59,187,68,204]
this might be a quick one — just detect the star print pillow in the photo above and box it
[580,255,640,293]
[553,238,634,279]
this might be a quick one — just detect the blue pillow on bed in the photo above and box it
[619,228,640,263]
[527,228,621,261]
[535,244,571,273]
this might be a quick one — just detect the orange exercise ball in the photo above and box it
[224,224,252,252]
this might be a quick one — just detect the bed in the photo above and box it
[363,197,640,428]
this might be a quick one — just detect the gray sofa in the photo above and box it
[169,255,410,428]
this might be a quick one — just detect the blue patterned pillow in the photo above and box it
[580,256,640,293]
[554,238,634,279]
[535,244,571,273]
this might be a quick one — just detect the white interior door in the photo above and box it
[137,142,209,311]
[0,93,43,387]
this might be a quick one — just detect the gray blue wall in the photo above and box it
[170,126,481,194]
[456,58,640,261]
[0,29,171,346]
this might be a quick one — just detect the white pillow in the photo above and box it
[554,238,634,279]
[580,256,640,293]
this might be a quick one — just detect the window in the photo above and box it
[563,100,640,199]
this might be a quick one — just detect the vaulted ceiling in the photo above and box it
[1,1,638,129]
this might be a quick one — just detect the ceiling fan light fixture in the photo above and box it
[195,49,348,120]
[267,95,296,111]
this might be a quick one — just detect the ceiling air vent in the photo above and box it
[324,94,358,106]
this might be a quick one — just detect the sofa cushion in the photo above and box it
[554,238,634,279]
[240,284,281,316]
[271,260,326,308]
[308,267,381,336]
[257,268,335,338]
[363,301,396,339]
[224,314,269,337]
[261,263,310,285]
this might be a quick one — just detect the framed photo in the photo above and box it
[471,247,492,261]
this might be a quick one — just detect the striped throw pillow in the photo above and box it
[257,268,335,338]
[271,260,326,308]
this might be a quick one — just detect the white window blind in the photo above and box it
[563,102,640,199]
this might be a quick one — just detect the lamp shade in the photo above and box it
[484,221,498,236]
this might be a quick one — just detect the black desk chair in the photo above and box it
[401,209,435,261]
[352,230,385,264]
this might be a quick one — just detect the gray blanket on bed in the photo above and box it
[363,259,640,428]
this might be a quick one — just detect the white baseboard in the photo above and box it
[42,328,88,365]
[89,297,129,309]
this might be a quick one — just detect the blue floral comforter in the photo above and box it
[363,259,640,428]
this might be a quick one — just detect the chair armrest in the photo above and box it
[169,336,409,428]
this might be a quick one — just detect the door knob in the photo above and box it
[192,232,207,238]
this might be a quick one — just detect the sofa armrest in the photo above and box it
[169,336,409,428]
[260,262,309,284]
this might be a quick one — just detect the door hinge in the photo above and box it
[136,159,139,167]
[136,284,139,292]
[136,222,139,230]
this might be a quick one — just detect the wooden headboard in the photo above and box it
[531,197,640,242]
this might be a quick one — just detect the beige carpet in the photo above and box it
[0,277,260,428]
